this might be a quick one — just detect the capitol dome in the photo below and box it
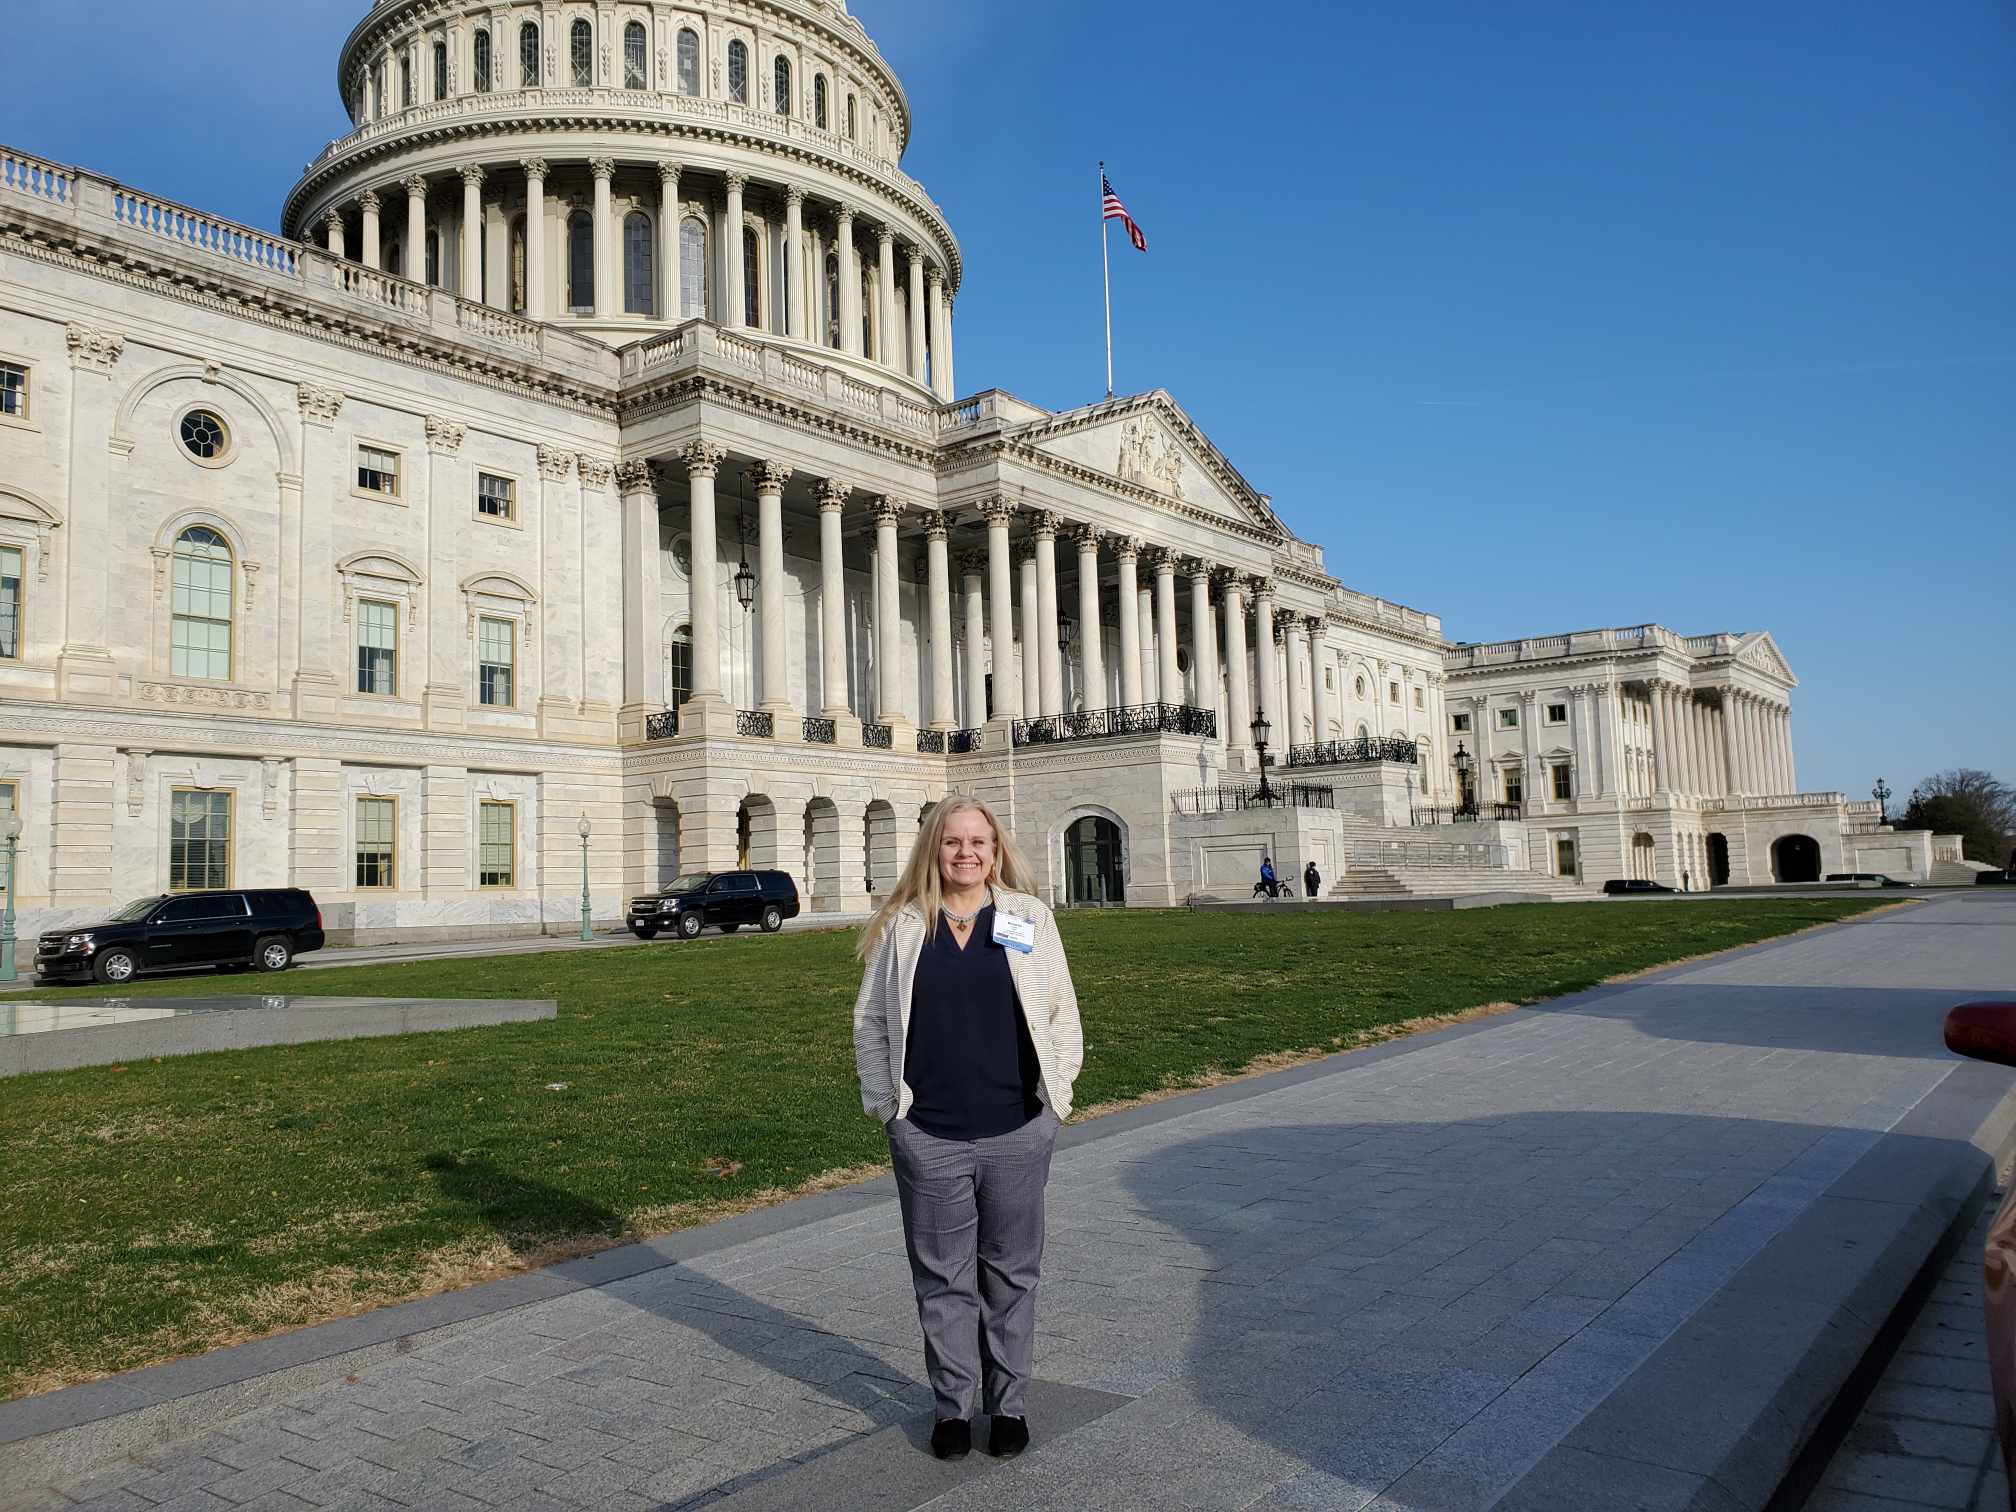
[283,0,960,395]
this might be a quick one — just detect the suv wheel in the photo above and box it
[92,947,139,985]
[630,925,659,940]
[676,910,705,940]
[255,936,294,973]
[760,905,784,933]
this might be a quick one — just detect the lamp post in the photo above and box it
[1250,711,1277,805]
[0,810,19,983]
[1452,742,1475,818]
[576,813,593,943]
[1872,777,1891,826]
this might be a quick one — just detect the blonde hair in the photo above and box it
[857,795,1034,958]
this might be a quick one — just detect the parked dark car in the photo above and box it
[627,870,801,940]
[1977,870,2014,886]
[1825,872,1917,888]
[35,889,325,985]
[1602,879,1675,895]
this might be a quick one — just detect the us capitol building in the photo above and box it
[0,0,1956,943]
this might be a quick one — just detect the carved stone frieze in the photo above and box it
[681,440,728,478]
[815,477,853,511]
[751,460,794,494]
[66,323,125,373]
[614,459,656,494]
[1116,418,1185,499]
[576,455,614,489]
[424,415,466,455]
[868,495,905,528]
[296,384,344,425]
[536,445,575,481]
[139,682,273,712]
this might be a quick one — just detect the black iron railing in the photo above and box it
[1287,735,1419,768]
[950,728,983,754]
[1012,702,1216,748]
[736,710,774,739]
[917,729,947,754]
[1174,782,1337,815]
[802,716,836,745]
[644,708,679,742]
[862,722,893,750]
[1412,802,1524,825]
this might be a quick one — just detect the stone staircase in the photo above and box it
[1329,864,1592,902]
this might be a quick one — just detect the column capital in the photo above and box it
[1187,557,1215,583]
[977,494,1016,528]
[296,383,344,425]
[591,157,618,182]
[751,460,793,495]
[614,458,656,494]
[1113,535,1144,562]
[423,415,466,455]
[723,170,747,193]
[1569,684,1589,702]
[576,455,614,489]
[358,189,382,214]
[1069,522,1101,552]
[323,211,344,236]
[834,202,857,228]
[1014,539,1038,566]
[1027,509,1061,541]
[656,160,681,185]
[927,266,945,291]
[784,185,806,208]
[876,223,896,248]
[1302,613,1324,636]
[957,548,988,577]
[906,245,925,269]
[924,517,950,543]
[400,174,429,197]
[1250,575,1276,600]
[536,444,575,481]
[458,163,485,187]
[869,495,906,529]
[1147,545,1180,574]
[681,440,728,479]
[814,476,852,512]
[1274,607,1299,635]
[521,157,550,181]
[1518,688,1538,705]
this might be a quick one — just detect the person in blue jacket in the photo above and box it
[1259,856,1278,898]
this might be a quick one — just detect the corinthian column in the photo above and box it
[521,159,548,316]
[1222,572,1251,754]
[928,272,950,399]
[1251,578,1278,731]
[1307,616,1330,746]
[815,478,852,721]
[1073,525,1105,712]
[1650,682,1672,793]
[325,212,346,258]
[926,518,955,730]
[682,441,726,705]
[906,249,928,384]
[360,190,382,270]
[591,158,617,320]
[871,497,905,727]
[656,162,678,321]
[784,187,806,340]
[723,172,747,327]
[1114,538,1143,707]
[1284,614,1311,747]
[835,206,861,355]
[402,176,428,283]
[752,460,793,720]
[1152,550,1180,706]
[1031,512,1064,717]
[459,164,483,298]
[877,227,898,368]
[959,549,988,728]
[1192,564,1220,733]
[1017,542,1040,716]
[981,498,1019,720]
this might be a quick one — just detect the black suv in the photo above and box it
[1603,879,1675,895]
[35,889,326,985]
[628,871,801,940]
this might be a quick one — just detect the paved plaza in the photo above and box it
[5,894,2014,1512]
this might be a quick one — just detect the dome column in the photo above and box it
[658,164,682,322]
[360,191,382,271]
[458,165,484,299]
[784,188,806,340]
[591,158,617,321]
[906,249,928,384]
[876,226,897,368]
[927,271,948,399]
[835,206,861,356]
[724,172,747,327]
[401,177,427,284]
[324,212,346,259]
[521,159,548,319]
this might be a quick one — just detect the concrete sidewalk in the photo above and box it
[5,893,2014,1512]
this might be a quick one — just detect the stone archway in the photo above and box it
[738,793,778,871]
[653,798,681,885]
[1631,832,1656,882]
[1772,834,1820,884]
[864,799,899,897]
[1706,832,1731,889]
[1063,815,1126,907]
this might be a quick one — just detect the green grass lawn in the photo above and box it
[0,898,1886,1400]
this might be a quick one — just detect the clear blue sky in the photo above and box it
[7,1,2010,800]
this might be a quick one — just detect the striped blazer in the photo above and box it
[852,888,1085,1125]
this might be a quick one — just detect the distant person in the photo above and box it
[1304,861,1321,898]
[1259,856,1278,899]
[852,796,1083,1464]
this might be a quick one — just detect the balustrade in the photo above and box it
[801,716,837,746]
[735,710,774,739]
[644,709,679,741]
[2,150,72,203]
[916,729,947,754]
[114,188,298,275]
[1013,702,1215,748]
[1287,735,1419,768]
[949,729,983,754]
[862,722,893,749]
[1173,783,1336,816]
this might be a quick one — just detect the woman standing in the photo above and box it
[852,796,1084,1461]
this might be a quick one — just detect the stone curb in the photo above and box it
[1495,1058,2016,1512]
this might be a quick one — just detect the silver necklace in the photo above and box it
[941,891,990,927]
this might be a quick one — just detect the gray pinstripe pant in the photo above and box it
[886,1106,1060,1420]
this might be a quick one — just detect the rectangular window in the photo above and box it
[169,789,233,892]
[1451,712,1472,733]
[1545,702,1568,725]
[1498,708,1519,730]
[356,797,397,889]
[357,445,401,498]
[478,801,515,887]
[0,362,26,421]
[356,598,398,695]
[1323,667,1333,691]
[1413,688,1425,710]
[1552,764,1573,801]
[1556,835,1578,878]
[477,472,516,521]
[1388,680,1400,705]
[0,544,20,660]
[478,616,515,706]
[1503,768,1523,804]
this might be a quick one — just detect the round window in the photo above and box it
[1354,675,1366,698]
[668,532,693,577]
[180,410,229,462]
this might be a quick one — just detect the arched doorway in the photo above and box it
[1631,832,1656,882]
[737,794,777,871]
[1064,816,1124,907]
[1706,833,1730,888]
[804,797,839,907]
[864,800,898,896]
[1772,834,1820,883]
[653,798,680,885]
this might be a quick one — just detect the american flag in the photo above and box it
[1102,173,1147,253]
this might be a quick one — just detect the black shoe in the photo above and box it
[987,1415,1029,1458]
[930,1418,971,1460]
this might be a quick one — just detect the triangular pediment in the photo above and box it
[1013,390,1284,534]
[1734,631,1796,685]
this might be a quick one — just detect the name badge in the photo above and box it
[992,912,1037,954]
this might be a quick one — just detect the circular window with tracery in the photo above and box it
[179,410,230,463]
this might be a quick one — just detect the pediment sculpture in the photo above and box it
[1117,420,1186,500]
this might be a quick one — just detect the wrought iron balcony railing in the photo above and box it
[802,716,836,746]
[644,709,679,742]
[949,728,983,754]
[1173,782,1337,816]
[1287,735,1420,768]
[1012,702,1216,748]
[862,722,893,750]
[736,710,774,739]
[916,729,947,754]
[1412,803,1524,825]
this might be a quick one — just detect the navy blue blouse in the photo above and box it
[903,904,1044,1140]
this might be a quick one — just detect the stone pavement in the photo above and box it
[5,892,2015,1512]
[1805,1194,2008,1512]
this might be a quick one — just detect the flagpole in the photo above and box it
[1100,160,1114,400]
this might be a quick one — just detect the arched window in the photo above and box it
[676,28,699,94]
[519,21,539,86]
[624,22,647,89]
[624,211,654,315]
[668,625,693,706]
[727,39,748,103]
[433,40,447,100]
[570,19,593,86]
[742,225,761,327]
[171,527,233,681]
[846,93,857,140]
[824,252,840,347]
[509,216,527,313]
[400,55,413,109]
[567,211,594,311]
[372,61,385,118]
[774,55,792,115]
[860,268,874,356]
[814,74,829,129]
[472,28,492,92]
[679,215,708,317]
